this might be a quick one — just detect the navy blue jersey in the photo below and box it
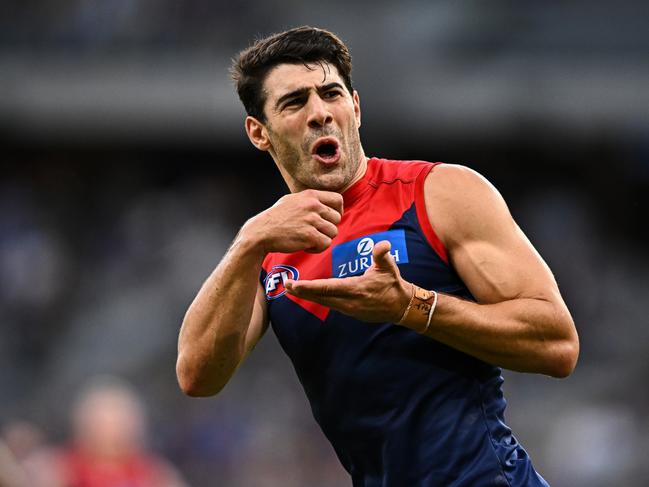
[261,158,549,487]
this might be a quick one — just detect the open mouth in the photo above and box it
[311,138,341,164]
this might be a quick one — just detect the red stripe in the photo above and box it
[264,250,333,322]
[263,158,448,321]
[286,293,330,321]
[414,163,449,265]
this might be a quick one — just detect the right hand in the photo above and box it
[242,189,344,255]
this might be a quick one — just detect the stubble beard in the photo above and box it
[270,124,363,193]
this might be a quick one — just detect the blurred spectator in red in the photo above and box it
[57,376,188,487]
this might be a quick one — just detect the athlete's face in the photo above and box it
[245,62,365,193]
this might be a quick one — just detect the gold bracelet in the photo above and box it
[397,283,416,325]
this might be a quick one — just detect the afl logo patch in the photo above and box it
[264,265,299,300]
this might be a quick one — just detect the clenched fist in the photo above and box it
[241,189,344,255]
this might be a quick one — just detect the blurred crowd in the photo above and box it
[0,162,351,486]
[1,145,648,486]
[2,1,649,486]
[1,377,187,487]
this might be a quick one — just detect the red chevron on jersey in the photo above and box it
[261,157,444,321]
[264,250,332,321]
[259,158,541,486]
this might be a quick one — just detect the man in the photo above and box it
[176,26,579,486]
[56,377,188,487]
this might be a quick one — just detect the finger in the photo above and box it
[372,240,398,272]
[290,292,353,312]
[312,190,344,216]
[304,230,332,253]
[285,277,359,299]
[317,203,342,225]
[313,217,338,240]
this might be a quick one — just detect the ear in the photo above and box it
[353,90,361,128]
[245,116,272,151]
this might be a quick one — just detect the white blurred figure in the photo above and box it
[56,376,188,487]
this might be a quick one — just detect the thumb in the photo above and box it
[372,240,397,272]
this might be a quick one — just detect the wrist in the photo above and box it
[396,284,438,333]
[236,217,268,261]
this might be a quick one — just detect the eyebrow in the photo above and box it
[274,82,345,110]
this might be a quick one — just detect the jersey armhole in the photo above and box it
[415,163,449,265]
[260,267,268,286]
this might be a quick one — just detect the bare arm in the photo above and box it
[176,189,343,396]
[285,165,578,378]
[420,164,578,377]
[176,232,268,397]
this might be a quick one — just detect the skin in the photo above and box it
[177,63,364,395]
[245,62,366,193]
[287,165,579,376]
[176,61,578,397]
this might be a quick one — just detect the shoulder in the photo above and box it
[368,157,437,184]
[426,163,500,196]
[424,164,514,247]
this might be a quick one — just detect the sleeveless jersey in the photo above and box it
[260,158,549,487]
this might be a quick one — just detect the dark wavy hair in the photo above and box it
[230,26,354,122]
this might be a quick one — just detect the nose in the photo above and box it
[306,95,333,129]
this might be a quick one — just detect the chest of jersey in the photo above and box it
[262,159,467,323]
[259,158,538,486]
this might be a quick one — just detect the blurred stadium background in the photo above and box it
[1,1,649,486]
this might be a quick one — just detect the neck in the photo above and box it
[276,151,369,194]
[341,155,368,193]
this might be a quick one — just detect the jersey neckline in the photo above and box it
[342,157,378,208]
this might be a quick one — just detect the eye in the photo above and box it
[324,90,342,99]
[282,97,305,109]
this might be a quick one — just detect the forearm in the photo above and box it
[177,190,345,396]
[177,225,265,396]
[410,292,578,377]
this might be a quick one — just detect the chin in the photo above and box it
[309,174,348,192]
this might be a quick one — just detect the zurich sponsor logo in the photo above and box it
[356,237,374,256]
[332,229,409,278]
[264,265,299,300]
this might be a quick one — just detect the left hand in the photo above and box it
[284,240,411,323]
